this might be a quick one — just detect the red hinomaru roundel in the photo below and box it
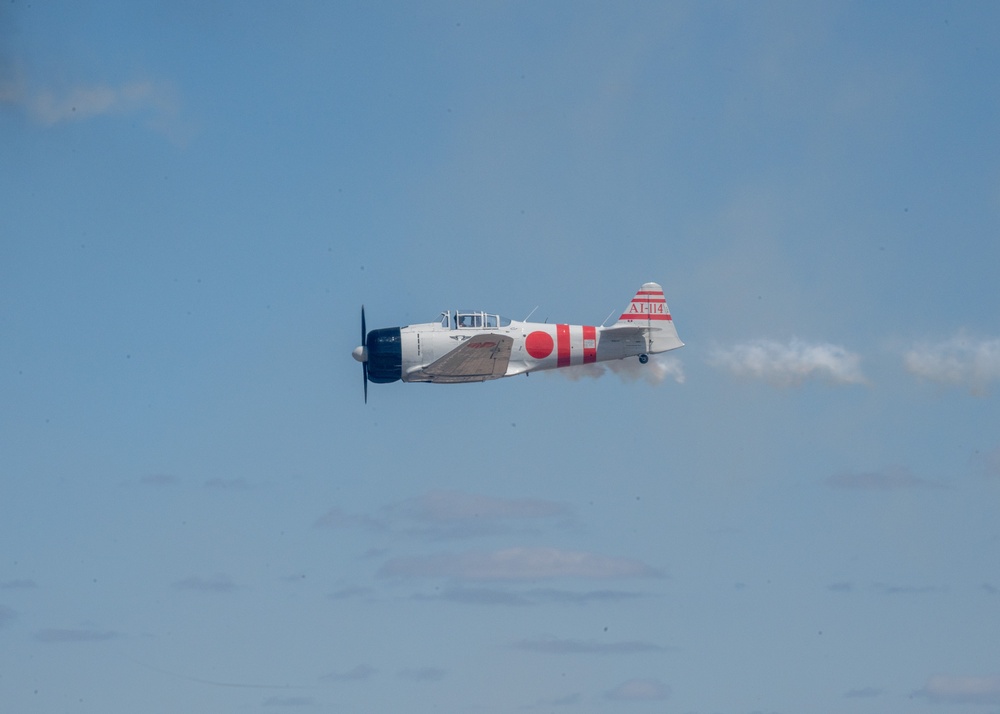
[525,331,554,359]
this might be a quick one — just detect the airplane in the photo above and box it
[352,282,683,401]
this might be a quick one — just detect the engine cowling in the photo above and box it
[365,327,402,383]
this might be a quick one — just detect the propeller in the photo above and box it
[361,305,368,403]
[351,305,369,403]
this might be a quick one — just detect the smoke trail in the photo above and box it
[553,355,685,385]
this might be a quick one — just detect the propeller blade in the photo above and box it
[361,305,368,404]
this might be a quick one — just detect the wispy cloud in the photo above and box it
[555,354,685,385]
[826,466,942,490]
[34,628,120,643]
[205,477,252,491]
[380,547,660,581]
[140,473,180,487]
[709,339,867,386]
[916,674,1000,705]
[263,696,315,708]
[397,490,569,523]
[1,73,190,143]
[512,637,666,655]
[313,508,385,531]
[411,585,649,607]
[412,586,531,606]
[327,586,375,601]
[845,687,883,698]
[322,664,376,682]
[317,490,573,541]
[604,678,670,701]
[173,574,238,593]
[1,579,36,590]
[973,447,1000,478]
[388,490,572,540]
[873,582,941,596]
[397,667,446,682]
[904,333,1000,395]
[534,692,581,707]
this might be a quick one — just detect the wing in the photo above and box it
[415,334,513,383]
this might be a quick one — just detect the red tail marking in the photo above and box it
[619,313,673,321]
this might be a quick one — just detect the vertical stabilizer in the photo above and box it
[613,282,683,353]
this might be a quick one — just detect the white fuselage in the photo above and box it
[399,311,654,382]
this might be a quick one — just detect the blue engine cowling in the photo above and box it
[366,327,402,383]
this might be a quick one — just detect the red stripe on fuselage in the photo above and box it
[557,324,571,368]
[583,325,597,364]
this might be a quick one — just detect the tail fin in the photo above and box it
[613,282,684,353]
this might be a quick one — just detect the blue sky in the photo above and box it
[2,2,999,712]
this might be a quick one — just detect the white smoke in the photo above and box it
[1,73,189,143]
[709,338,867,387]
[904,333,1000,395]
[555,354,685,385]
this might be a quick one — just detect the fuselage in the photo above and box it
[357,282,683,389]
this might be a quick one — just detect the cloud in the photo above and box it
[411,585,650,607]
[512,637,666,655]
[1,579,36,590]
[873,582,941,596]
[263,696,315,708]
[973,447,1000,478]
[604,678,670,701]
[534,692,581,707]
[709,339,867,386]
[318,490,573,541]
[1,73,190,142]
[327,586,375,601]
[826,466,942,490]
[379,547,660,581]
[904,333,1000,395]
[140,473,180,486]
[917,674,1000,705]
[205,477,252,490]
[397,667,446,682]
[314,508,385,531]
[322,664,376,682]
[845,687,883,698]
[397,490,569,523]
[0,605,14,628]
[555,354,685,385]
[388,490,572,540]
[173,574,238,593]
[412,586,532,606]
[34,628,120,643]
[526,588,649,605]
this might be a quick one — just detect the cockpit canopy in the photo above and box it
[440,310,511,330]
